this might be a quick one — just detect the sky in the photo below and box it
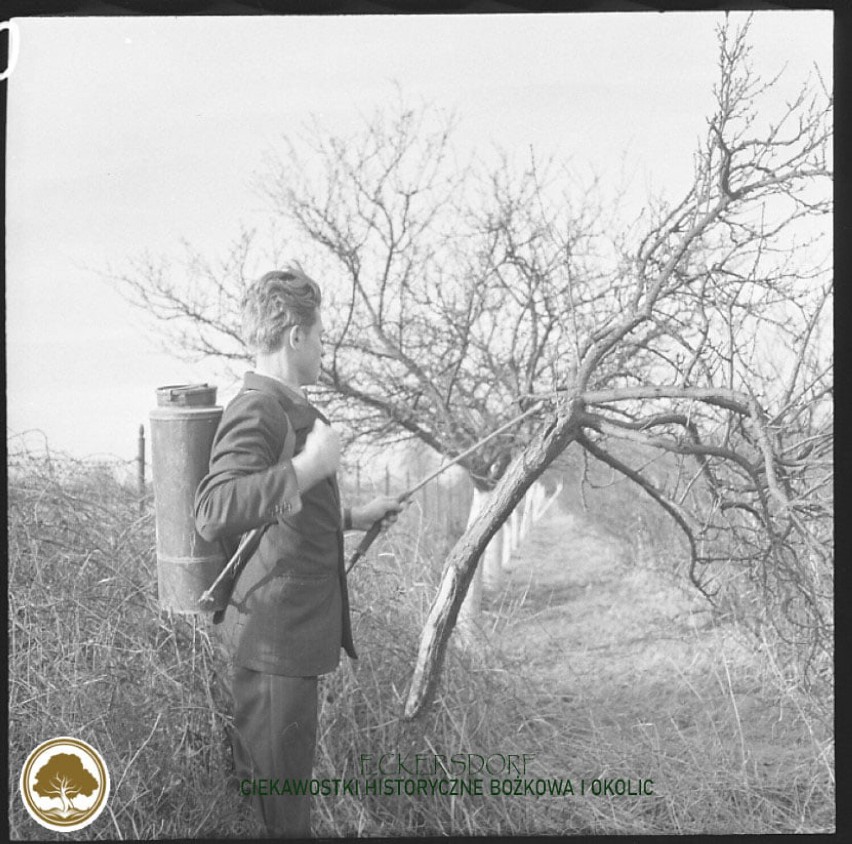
[5,10,832,465]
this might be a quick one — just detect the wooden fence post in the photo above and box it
[137,424,146,513]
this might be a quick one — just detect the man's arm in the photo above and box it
[194,391,301,542]
[195,391,341,543]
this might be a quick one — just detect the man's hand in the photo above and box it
[352,496,405,532]
[292,420,340,492]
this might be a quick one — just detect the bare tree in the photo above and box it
[404,17,832,716]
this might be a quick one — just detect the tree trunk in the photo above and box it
[509,499,522,552]
[404,400,582,719]
[536,476,564,521]
[498,478,562,570]
[456,487,498,642]
[519,482,537,543]
[482,525,504,592]
[500,522,513,569]
[456,560,483,644]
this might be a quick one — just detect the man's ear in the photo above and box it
[287,325,301,350]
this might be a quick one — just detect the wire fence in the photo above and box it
[7,428,144,487]
[346,461,473,538]
[7,426,475,538]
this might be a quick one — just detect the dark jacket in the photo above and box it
[195,372,356,676]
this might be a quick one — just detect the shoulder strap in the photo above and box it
[238,386,302,458]
[270,389,326,440]
[281,415,297,462]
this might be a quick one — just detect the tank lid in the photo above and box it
[155,384,218,407]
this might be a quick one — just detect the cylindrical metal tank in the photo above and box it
[150,384,225,612]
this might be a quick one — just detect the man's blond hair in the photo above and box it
[241,263,322,354]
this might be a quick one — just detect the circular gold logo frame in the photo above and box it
[20,736,111,833]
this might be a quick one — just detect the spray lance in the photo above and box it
[198,398,547,611]
[345,399,546,573]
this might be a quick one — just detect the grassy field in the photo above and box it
[8,450,834,838]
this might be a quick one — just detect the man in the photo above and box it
[195,265,401,838]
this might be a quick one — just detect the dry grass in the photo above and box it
[486,489,834,835]
[8,453,238,840]
[8,450,834,838]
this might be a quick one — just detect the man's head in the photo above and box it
[242,264,325,386]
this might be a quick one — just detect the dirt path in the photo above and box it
[497,504,713,689]
[476,503,835,835]
[489,502,806,781]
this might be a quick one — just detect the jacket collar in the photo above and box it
[243,371,308,406]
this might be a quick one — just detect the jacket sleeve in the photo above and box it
[194,390,302,542]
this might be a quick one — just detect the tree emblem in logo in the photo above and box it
[20,737,110,832]
[33,752,99,820]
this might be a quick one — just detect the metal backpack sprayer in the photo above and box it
[149,384,226,613]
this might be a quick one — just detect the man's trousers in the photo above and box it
[231,667,319,838]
